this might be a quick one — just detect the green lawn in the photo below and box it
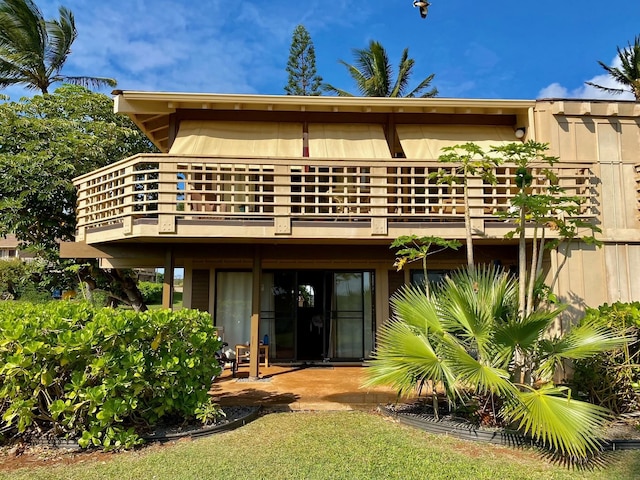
[147,290,183,310]
[1,411,639,480]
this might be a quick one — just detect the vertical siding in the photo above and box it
[191,269,210,312]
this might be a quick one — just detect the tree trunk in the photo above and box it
[76,263,147,311]
[526,226,538,317]
[109,269,148,312]
[463,176,474,268]
[518,205,527,317]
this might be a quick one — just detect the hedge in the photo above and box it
[0,302,222,449]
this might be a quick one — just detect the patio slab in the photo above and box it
[209,365,413,411]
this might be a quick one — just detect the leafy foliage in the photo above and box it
[0,302,222,450]
[490,141,601,316]
[435,143,503,266]
[0,85,156,309]
[390,235,461,295]
[138,281,163,305]
[323,40,437,97]
[0,0,116,94]
[571,302,640,414]
[0,85,155,251]
[0,257,65,301]
[284,24,322,96]
[365,266,626,458]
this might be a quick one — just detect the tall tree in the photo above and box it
[0,85,156,309]
[323,40,437,98]
[585,35,640,100]
[284,24,322,96]
[0,0,116,94]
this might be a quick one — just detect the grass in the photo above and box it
[1,411,639,480]
[147,290,183,310]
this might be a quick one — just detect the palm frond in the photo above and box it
[438,265,516,357]
[504,384,611,458]
[537,320,629,380]
[390,284,443,334]
[327,39,437,98]
[364,319,458,398]
[406,72,438,98]
[321,82,354,97]
[587,36,640,100]
[494,308,561,352]
[440,338,516,397]
[390,48,411,97]
[60,76,117,89]
[45,6,75,73]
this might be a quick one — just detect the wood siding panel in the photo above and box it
[605,244,631,302]
[556,119,575,161]
[620,119,640,163]
[598,120,623,230]
[574,119,597,162]
[191,269,210,312]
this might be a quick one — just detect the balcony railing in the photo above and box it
[74,154,598,241]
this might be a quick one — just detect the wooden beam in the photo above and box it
[249,246,262,379]
[162,248,175,309]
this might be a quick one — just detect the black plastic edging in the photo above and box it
[32,406,262,450]
[380,405,640,452]
[143,406,261,442]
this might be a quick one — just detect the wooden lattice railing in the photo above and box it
[74,154,598,238]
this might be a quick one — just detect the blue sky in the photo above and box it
[4,0,640,101]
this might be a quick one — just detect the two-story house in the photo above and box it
[61,92,640,378]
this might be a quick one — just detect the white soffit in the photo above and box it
[308,123,391,159]
[396,125,515,159]
[169,121,303,156]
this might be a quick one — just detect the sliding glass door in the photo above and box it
[330,272,373,360]
[218,269,374,362]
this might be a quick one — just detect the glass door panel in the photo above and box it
[332,272,365,359]
[215,272,252,357]
[261,271,295,360]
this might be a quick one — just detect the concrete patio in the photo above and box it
[209,365,414,411]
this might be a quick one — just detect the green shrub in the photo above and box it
[138,281,163,305]
[0,258,53,301]
[0,302,222,450]
[571,302,640,414]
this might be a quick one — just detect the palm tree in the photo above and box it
[364,265,627,459]
[585,35,640,100]
[323,40,437,98]
[0,0,116,94]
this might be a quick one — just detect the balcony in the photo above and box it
[74,154,598,245]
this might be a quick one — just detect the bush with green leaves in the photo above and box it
[0,258,48,300]
[571,302,640,414]
[138,281,163,305]
[0,302,222,450]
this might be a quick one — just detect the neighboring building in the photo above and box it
[61,92,640,377]
[0,234,33,261]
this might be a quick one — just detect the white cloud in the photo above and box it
[48,0,369,95]
[538,55,635,100]
[537,82,569,99]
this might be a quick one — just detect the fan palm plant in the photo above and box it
[323,40,437,98]
[365,265,627,458]
[0,0,116,94]
[585,35,640,100]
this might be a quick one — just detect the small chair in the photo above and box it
[232,343,269,376]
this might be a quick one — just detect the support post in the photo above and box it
[162,248,175,310]
[249,246,262,379]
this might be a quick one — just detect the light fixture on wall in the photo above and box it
[514,127,526,139]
